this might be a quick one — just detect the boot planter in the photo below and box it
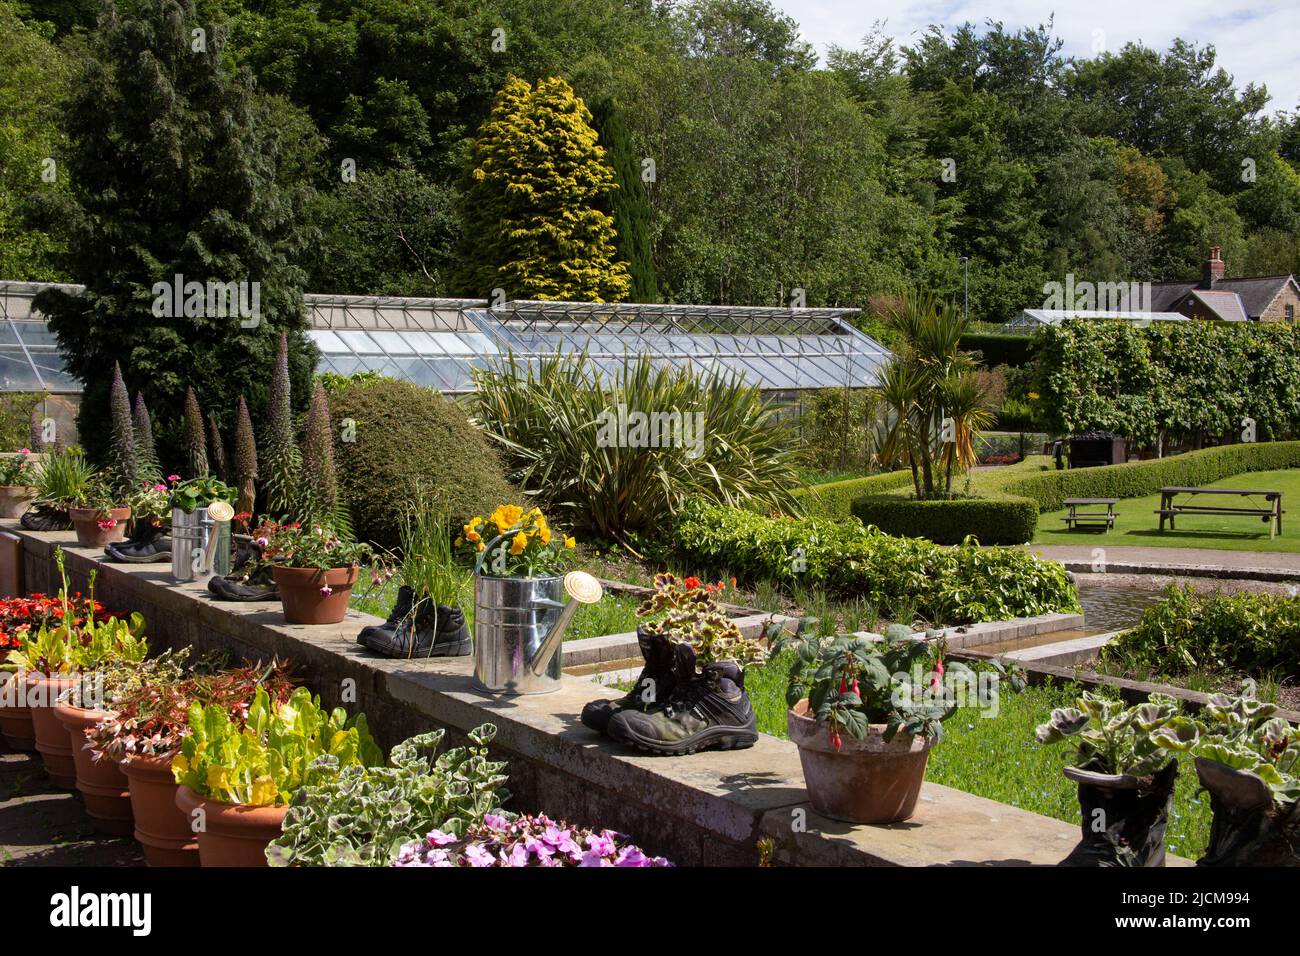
[1059,761,1178,867]
[581,626,679,735]
[105,519,172,564]
[123,755,199,866]
[0,486,37,519]
[1196,757,1300,866]
[174,785,287,867]
[356,585,472,658]
[28,673,79,787]
[0,671,36,751]
[787,698,934,823]
[272,565,358,625]
[68,507,131,548]
[53,702,134,836]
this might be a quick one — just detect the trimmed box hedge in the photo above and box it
[793,469,913,518]
[997,441,1300,512]
[850,492,1039,545]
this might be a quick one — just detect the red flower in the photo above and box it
[683,576,701,590]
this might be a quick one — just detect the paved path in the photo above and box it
[1031,544,1300,577]
[0,745,144,867]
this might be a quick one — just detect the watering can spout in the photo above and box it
[527,571,604,677]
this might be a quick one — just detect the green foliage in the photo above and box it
[590,99,657,302]
[233,394,257,518]
[1103,585,1300,676]
[299,380,337,527]
[173,685,383,807]
[168,476,235,516]
[207,412,229,483]
[796,388,880,476]
[1196,682,1299,807]
[0,394,44,452]
[261,333,301,519]
[266,724,509,867]
[326,374,515,552]
[850,492,1039,545]
[182,387,208,479]
[107,363,137,498]
[793,469,915,519]
[398,485,471,613]
[34,445,93,508]
[460,75,630,301]
[778,627,971,742]
[998,441,1300,512]
[472,353,799,542]
[1035,691,1193,776]
[669,497,1080,625]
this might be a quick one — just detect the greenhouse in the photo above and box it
[1,282,892,397]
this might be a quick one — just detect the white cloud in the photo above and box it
[777,0,1299,114]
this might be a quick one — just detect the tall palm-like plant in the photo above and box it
[939,370,996,494]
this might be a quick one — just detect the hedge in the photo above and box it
[850,492,1039,545]
[996,441,1300,512]
[670,497,1080,625]
[793,469,913,518]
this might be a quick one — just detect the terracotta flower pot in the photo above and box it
[174,785,287,867]
[122,753,199,866]
[29,672,79,788]
[272,565,358,625]
[68,506,131,547]
[786,699,935,824]
[0,486,37,519]
[53,702,134,836]
[0,671,37,751]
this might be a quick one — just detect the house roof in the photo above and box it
[1150,275,1298,318]
[1186,290,1249,323]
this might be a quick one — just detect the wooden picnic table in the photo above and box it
[1156,486,1284,538]
[1063,498,1119,531]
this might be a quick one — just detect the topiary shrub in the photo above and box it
[850,492,1039,545]
[793,470,914,519]
[326,375,516,551]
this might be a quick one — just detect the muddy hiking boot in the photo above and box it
[20,504,71,532]
[1196,756,1300,867]
[356,584,471,658]
[581,627,680,735]
[1058,760,1178,867]
[207,536,278,602]
[606,646,758,755]
[105,520,171,563]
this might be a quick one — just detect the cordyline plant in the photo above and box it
[267,724,509,867]
[182,386,208,478]
[108,362,137,498]
[133,392,161,484]
[233,395,258,522]
[393,811,672,868]
[777,624,973,748]
[299,380,338,528]
[260,333,301,519]
[637,573,765,668]
[1035,691,1198,776]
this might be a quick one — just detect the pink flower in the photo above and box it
[482,813,510,831]
[425,830,458,847]
[319,585,333,597]
[167,474,180,482]
[153,483,167,491]
[17,448,29,455]
[462,844,495,867]
[255,536,268,548]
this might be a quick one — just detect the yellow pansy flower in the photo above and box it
[564,536,576,549]
[538,523,552,545]
[510,531,528,555]
[491,504,524,533]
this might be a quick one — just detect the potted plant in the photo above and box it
[778,624,972,823]
[0,449,39,518]
[267,723,508,866]
[4,555,146,788]
[1184,681,1299,866]
[254,520,381,625]
[53,650,186,836]
[105,478,174,564]
[21,446,95,532]
[168,475,235,581]
[172,685,382,866]
[68,473,132,547]
[1036,691,1196,866]
[88,660,296,866]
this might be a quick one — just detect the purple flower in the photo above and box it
[614,846,650,867]
[481,813,510,831]
[319,585,333,597]
[585,831,617,857]
[462,844,495,867]
[507,843,529,867]
[255,536,268,548]
[426,830,458,847]
[579,849,611,867]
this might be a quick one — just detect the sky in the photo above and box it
[774,0,1300,114]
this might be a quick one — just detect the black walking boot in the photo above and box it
[1058,760,1178,867]
[207,537,278,601]
[581,628,679,735]
[105,520,172,563]
[20,504,71,532]
[356,585,472,658]
[606,646,758,755]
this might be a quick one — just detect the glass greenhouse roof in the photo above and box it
[0,283,892,394]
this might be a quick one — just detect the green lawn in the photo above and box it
[749,654,1212,860]
[1031,467,1300,553]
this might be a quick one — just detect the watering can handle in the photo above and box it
[526,572,604,678]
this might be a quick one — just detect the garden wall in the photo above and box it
[3,521,1141,867]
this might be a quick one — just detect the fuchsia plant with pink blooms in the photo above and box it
[393,812,671,868]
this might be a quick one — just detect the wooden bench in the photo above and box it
[1156,487,1284,539]
[1063,498,1119,530]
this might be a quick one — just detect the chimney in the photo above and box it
[1202,246,1225,288]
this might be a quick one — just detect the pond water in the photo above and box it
[1075,580,1165,631]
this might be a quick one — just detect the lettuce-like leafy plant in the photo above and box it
[172,686,382,806]
[266,724,509,867]
[1035,691,1198,776]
